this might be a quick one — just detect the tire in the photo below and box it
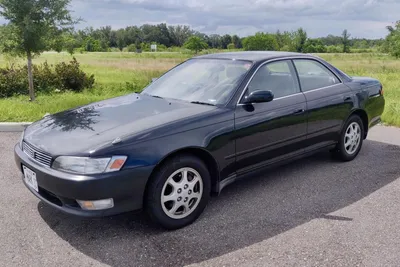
[332,115,364,162]
[145,154,211,230]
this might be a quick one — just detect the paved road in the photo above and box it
[1,126,400,267]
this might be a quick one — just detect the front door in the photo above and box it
[234,60,308,175]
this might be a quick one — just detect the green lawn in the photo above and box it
[0,52,399,126]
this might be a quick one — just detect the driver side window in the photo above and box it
[247,60,299,99]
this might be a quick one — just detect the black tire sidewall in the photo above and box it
[145,154,211,230]
[337,115,364,161]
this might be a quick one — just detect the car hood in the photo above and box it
[24,93,217,155]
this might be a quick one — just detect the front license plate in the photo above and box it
[23,166,38,192]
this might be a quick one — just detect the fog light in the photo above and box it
[77,198,114,210]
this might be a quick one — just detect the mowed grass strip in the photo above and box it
[0,52,399,126]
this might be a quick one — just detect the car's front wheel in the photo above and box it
[145,154,211,230]
[332,115,364,161]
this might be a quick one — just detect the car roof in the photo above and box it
[194,51,309,62]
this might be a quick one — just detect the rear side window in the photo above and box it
[293,60,340,92]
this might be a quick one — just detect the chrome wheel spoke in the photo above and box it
[182,169,189,184]
[182,202,190,213]
[189,176,200,188]
[190,192,201,200]
[162,193,178,203]
[352,143,357,152]
[345,138,352,147]
[169,202,181,214]
[168,179,180,188]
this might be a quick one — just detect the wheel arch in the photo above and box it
[143,147,221,203]
[349,109,369,139]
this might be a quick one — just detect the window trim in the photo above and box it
[237,59,300,104]
[292,58,342,93]
[236,56,344,105]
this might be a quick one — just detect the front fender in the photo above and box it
[102,118,236,180]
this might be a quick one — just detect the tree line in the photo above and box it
[60,24,384,54]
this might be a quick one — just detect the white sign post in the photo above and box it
[151,44,157,52]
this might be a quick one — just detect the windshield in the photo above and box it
[142,59,253,105]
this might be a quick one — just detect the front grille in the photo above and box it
[22,141,53,167]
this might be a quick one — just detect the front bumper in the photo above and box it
[14,144,155,217]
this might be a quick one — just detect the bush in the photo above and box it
[0,65,27,98]
[184,36,208,53]
[0,58,95,98]
[82,37,108,52]
[126,44,137,52]
[227,43,235,50]
[55,58,95,92]
[326,45,342,53]
[243,33,279,51]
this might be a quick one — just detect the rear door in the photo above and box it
[292,59,354,150]
[234,60,308,174]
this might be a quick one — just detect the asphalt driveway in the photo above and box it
[1,126,400,267]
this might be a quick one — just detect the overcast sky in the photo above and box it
[3,0,400,38]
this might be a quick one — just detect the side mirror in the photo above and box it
[243,90,274,104]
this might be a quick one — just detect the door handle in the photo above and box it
[293,109,305,115]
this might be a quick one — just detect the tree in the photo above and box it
[0,0,77,101]
[291,28,308,52]
[208,34,222,48]
[62,33,79,55]
[232,35,242,49]
[83,37,103,52]
[184,36,208,53]
[116,29,126,51]
[383,21,400,58]
[242,32,279,51]
[303,39,327,53]
[221,34,232,49]
[168,25,193,46]
[342,29,351,53]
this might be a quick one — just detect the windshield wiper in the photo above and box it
[190,101,215,106]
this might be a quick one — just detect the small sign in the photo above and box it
[151,44,157,52]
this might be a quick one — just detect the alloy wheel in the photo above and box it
[344,122,361,155]
[161,167,203,219]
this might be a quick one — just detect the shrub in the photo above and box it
[326,45,342,53]
[243,33,279,51]
[83,37,104,52]
[184,36,208,53]
[141,43,151,52]
[0,58,95,98]
[0,65,27,98]
[55,58,95,92]
[127,44,137,52]
[227,43,235,50]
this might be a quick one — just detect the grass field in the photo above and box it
[0,52,399,126]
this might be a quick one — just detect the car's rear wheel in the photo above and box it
[145,154,211,230]
[332,115,364,161]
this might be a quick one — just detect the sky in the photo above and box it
[2,0,400,39]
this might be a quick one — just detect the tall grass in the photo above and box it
[317,53,400,126]
[0,52,399,126]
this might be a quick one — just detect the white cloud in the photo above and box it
[1,0,397,38]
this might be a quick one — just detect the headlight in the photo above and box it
[52,156,127,174]
[19,130,25,148]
